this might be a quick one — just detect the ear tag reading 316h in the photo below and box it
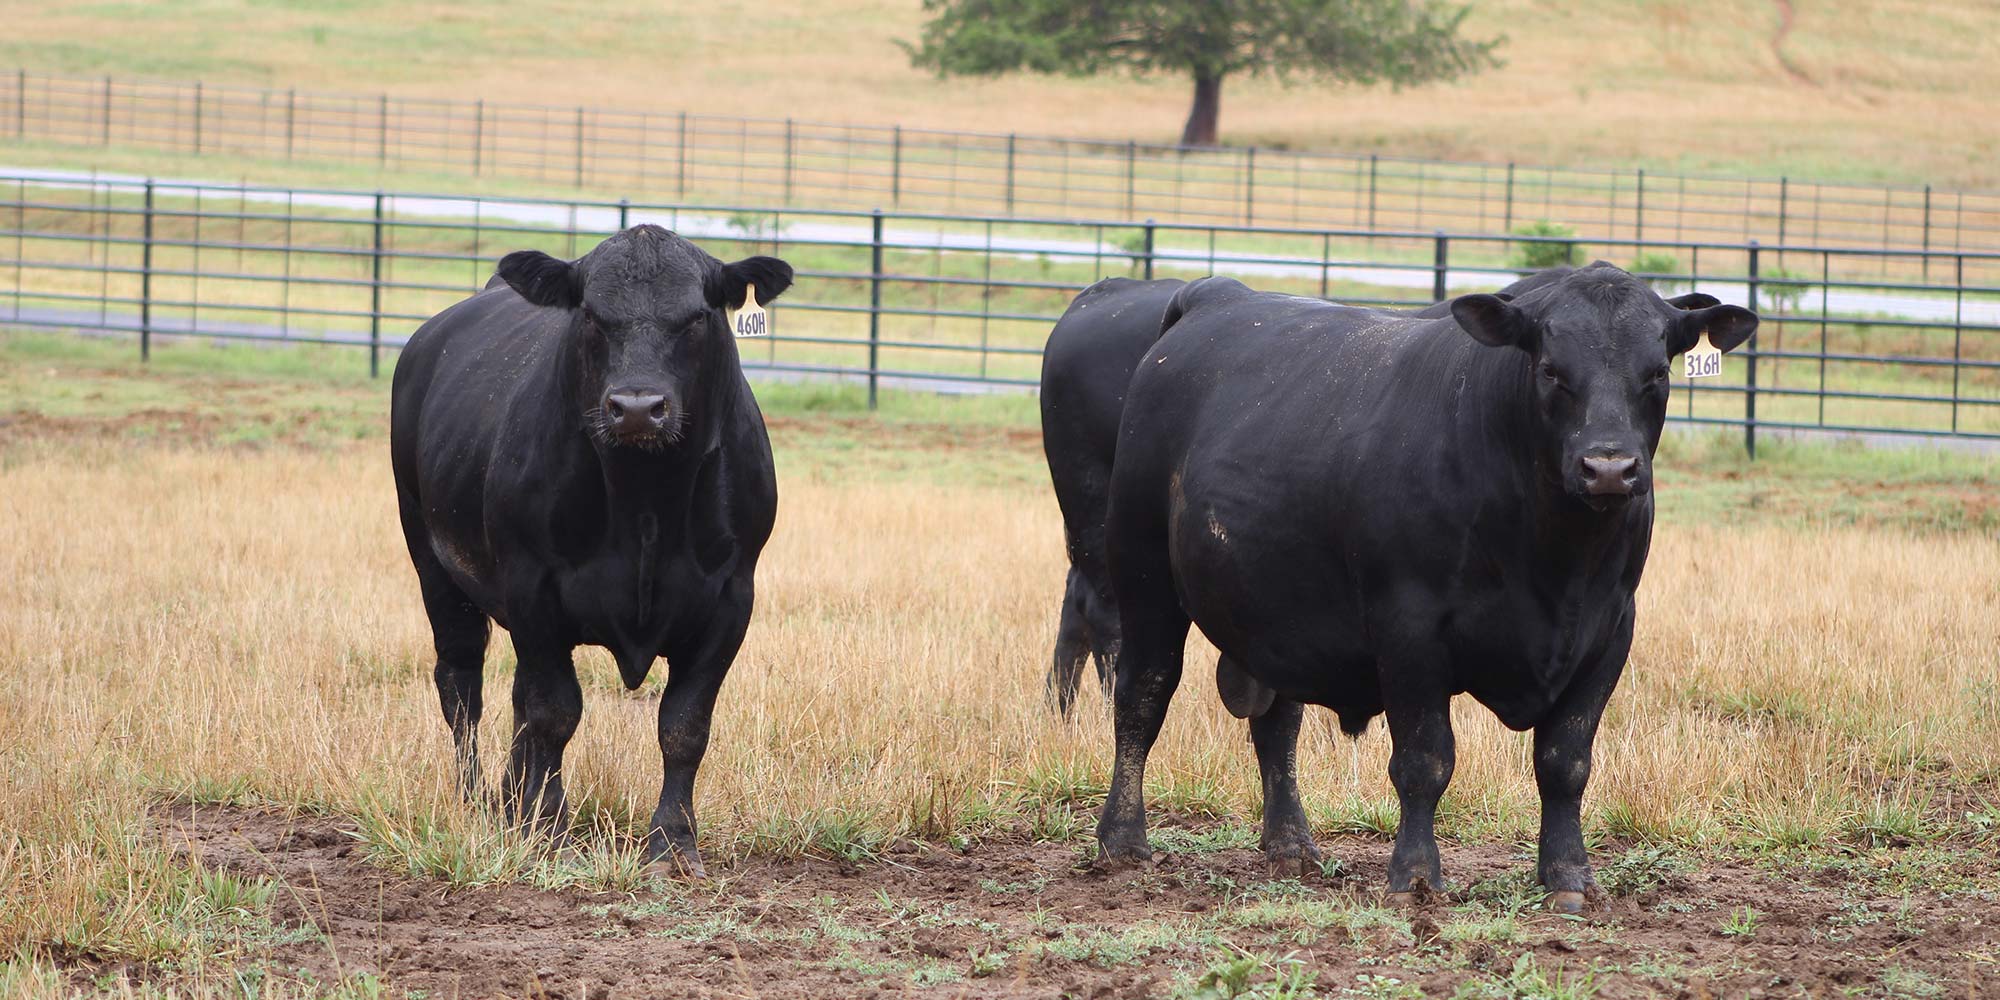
[729,287,768,338]
[1683,330,1721,379]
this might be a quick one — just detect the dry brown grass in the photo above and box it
[2,420,1996,981]
[0,0,1993,187]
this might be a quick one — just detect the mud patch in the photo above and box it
[91,804,2000,998]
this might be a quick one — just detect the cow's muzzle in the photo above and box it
[604,389,672,443]
[1577,452,1645,505]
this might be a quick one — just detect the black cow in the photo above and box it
[1039,268,1666,714]
[390,225,791,877]
[1094,262,1755,911]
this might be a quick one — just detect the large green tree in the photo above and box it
[903,0,1502,147]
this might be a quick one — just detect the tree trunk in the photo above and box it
[1180,73,1222,147]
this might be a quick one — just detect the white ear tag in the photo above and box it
[728,287,768,338]
[1683,330,1721,379]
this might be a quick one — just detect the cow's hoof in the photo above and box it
[1267,855,1311,878]
[644,852,706,882]
[1263,842,1323,879]
[1385,877,1437,908]
[1546,890,1586,914]
[1096,840,1155,871]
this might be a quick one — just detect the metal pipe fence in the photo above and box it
[5,69,1999,259]
[2,172,1996,449]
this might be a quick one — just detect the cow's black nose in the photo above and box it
[605,392,669,437]
[1579,454,1639,496]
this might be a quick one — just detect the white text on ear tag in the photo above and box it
[1684,330,1722,379]
[728,287,768,338]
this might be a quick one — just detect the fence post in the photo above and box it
[470,98,483,175]
[618,198,629,232]
[1953,253,1964,432]
[1503,161,1515,232]
[141,179,154,363]
[1432,232,1449,303]
[784,118,795,204]
[1777,176,1788,250]
[285,88,297,159]
[574,106,586,188]
[868,209,884,410]
[101,75,112,145]
[1125,141,1137,216]
[1744,240,1760,458]
[1922,184,1932,280]
[13,69,22,139]
[1634,168,1645,242]
[676,111,688,197]
[369,192,385,379]
[1142,218,1156,280]
[891,125,902,208]
[1245,146,1256,226]
[378,94,389,165]
[1005,133,1016,215]
[193,81,203,153]
[1367,154,1379,229]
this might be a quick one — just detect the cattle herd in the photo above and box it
[390,229,1757,911]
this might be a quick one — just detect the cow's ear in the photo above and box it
[1669,304,1759,355]
[496,250,582,309]
[1450,293,1536,350]
[708,256,793,311]
[1664,291,1721,310]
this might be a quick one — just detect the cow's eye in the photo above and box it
[1539,363,1567,389]
[1652,364,1671,382]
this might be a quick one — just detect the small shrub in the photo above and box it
[1720,905,1760,938]
[724,211,787,241]
[1628,251,1680,290]
[1511,221,1584,271]
[1761,266,1814,315]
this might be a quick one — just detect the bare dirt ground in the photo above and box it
[96,804,1999,999]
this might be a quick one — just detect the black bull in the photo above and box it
[391,225,791,877]
[1084,263,1756,909]
[1039,267,1716,714]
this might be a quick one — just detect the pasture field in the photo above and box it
[2,330,1998,997]
[0,0,1994,191]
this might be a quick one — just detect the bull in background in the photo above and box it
[1092,263,1755,911]
[1039,267,1712,715]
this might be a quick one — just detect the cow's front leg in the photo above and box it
[503,639,583,839]
[1384,682,1454,903]
[1534,641,1628,914]
[646,580,754,879]
[1249,697,1322,876]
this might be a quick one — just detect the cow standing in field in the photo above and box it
[391,225,791,877]
[1094,263,1755,911]
[1038,268,1701,715]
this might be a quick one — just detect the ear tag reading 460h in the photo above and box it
[728,287,769,338]
[1683,330,1721,379]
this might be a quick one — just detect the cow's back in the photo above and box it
[1116,278,1437,499]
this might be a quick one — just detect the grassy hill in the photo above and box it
[0,0,1992,189]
